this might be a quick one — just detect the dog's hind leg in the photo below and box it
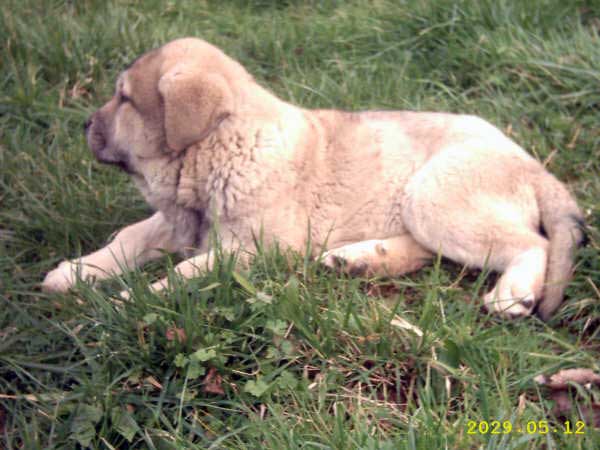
[321,234,433,277]
[401,144,549,318]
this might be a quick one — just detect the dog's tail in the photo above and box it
[534,172,586,321]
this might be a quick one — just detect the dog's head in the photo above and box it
[85,38,250,174]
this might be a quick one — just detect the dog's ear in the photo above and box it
[158,64,232,152]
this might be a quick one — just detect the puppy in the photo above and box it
[43,38,585,320]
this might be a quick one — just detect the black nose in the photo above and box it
[84,117,92,132]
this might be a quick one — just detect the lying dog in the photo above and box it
[42,37,584,320]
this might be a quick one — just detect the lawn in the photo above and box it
[1,0,599,448]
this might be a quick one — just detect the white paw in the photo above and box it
[484,290,536,319]
[322,249,345,269]
[107,289,131,308]
[42,261,78,293]
[149,279,169,294]
[117,289,132,301]
[321,248,368,276]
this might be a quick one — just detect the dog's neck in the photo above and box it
[134,90,311,225]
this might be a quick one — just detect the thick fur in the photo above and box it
[43,38,584,320]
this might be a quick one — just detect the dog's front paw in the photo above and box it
[116,289,132,301]
[107,289,131,308]
[42,261,79,293]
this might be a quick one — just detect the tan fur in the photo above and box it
[42,38,584,320]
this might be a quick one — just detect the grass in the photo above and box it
[1,0,600,448]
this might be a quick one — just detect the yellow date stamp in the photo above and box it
[467,420,585,435]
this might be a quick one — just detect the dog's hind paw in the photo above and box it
[483,290,536,319]
[322,248,369,277]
